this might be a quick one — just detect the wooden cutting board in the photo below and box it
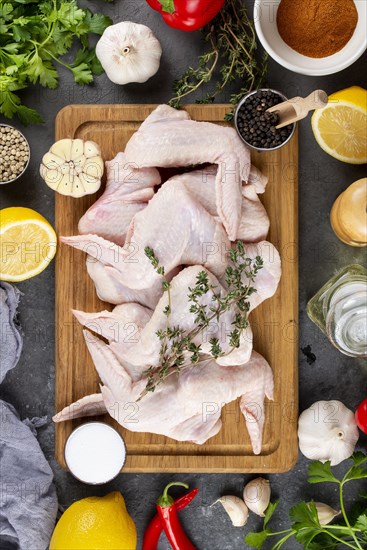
[55,105,298,473]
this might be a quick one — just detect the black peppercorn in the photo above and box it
[236,90,294,149]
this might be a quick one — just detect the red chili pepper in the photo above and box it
[142,488,198,550]
[156,482,196,550]
[356,398,367,434]
[146,0,225,32]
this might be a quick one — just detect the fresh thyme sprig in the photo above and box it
[143,243,263,393]
[169,0,268,120]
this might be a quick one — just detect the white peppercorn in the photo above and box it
[0,124,30,183]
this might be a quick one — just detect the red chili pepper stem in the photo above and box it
[157,482,189,507]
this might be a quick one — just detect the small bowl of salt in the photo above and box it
[64,422,127,485]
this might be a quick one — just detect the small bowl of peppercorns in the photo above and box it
[234,89,296,152]
[0,124,30,184]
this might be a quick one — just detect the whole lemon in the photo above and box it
[49,492,137,550]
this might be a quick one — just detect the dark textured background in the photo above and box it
[0,1,366,549]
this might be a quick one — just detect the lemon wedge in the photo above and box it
[49,492,137,550]
[311,86,367,164]
[0,207,57,282]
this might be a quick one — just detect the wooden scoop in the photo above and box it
[267,90,328,129]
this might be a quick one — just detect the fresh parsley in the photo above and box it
[143,242,263,394]
[245,452,367,550]
[0,0,112,124]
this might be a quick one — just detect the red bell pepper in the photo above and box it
[146,0,225,32]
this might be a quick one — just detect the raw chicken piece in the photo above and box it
[238,185,270,242]
[73,266,254,372]
[248,164,268,194]
[124,104,252,240]
[78,152,160,245]
[172,167,269,242]
[53,332,274,455]
[73,302,152,381]
[85,256,172,309]
[241,241,282,312]
[61,177,230,290]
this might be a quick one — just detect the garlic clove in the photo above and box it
[243,477,271,517]
[298,400,359,466]
[214,496,249,527]
[96,22,162,85]
[70,139,85,160]
[50,138,73,161]
[83,157,104,180]
[84,141,102,159]
[73,155,87,174]
[71,175,86,198]
[310,502,340,526]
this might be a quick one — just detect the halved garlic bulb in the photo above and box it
[298,400,359,466]
[96,22,162,85]
[40,139,104,198]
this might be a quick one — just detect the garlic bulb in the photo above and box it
[96,22,162,85]
[40,139,104,198]
[243,478,271,517]
[298,400,359,466]
[310,502,340,525]
[214,496,249,527]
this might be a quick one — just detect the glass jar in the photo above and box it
[307,264,367,357]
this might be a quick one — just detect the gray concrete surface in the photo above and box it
[0,1,366,549]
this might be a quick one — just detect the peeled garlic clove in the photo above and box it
[298,400,359,466]
[243,477,271,517]
[70,139,85,160]
[311,502,340,525]
[96,21,162,85]
[214,496,249,527]
[50,138,73,161]
[83,157,104,180]
[84,141,102,158]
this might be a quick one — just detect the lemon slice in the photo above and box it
[0,207,57,282]
[311,86,367,164]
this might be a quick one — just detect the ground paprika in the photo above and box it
[276,0,358,58]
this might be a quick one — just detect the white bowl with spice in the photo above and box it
[254,0,367,76]
[0,124,30,184]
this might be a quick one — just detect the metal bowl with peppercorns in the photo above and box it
[234,89,296,152]
[0,124,30,184]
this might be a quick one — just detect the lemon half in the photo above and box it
[0,207,57,282]
[311,86,367,164]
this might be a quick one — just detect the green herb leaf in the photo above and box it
[290,501,321,546]
[170,0,267,115]
[263,500,279,528]
[345,452,367,482]
[244,530,270,549]
[354,513,367,534]
[308,460,339,484]
[0,0,111,124]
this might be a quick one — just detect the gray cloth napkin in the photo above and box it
[0,283,58,549]
[0,282,23,383]
[0,401,58,550]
